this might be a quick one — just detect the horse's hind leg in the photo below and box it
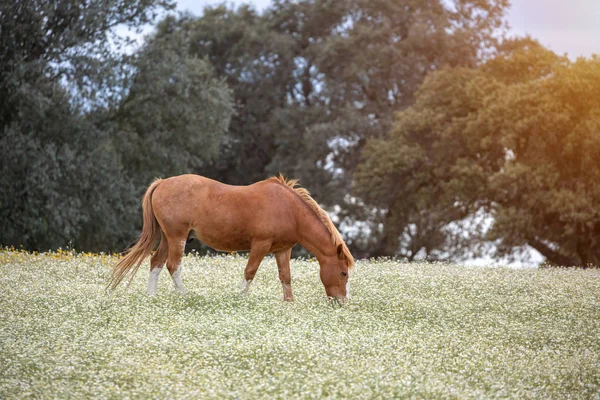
[148,237,168,296]
[275,248,294,302]
[166,236,187,294]
[240,239,272,295]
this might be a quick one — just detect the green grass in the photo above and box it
[1,250,599,399]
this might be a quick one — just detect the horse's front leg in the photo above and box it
[240,239,272,295]
[275,248,294,302]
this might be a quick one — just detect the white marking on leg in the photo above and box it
[148,267,163,296]
[240,278,253,295]
[170,240,187,294]
[172,265,186,294]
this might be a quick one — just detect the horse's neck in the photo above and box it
[297,207,336,260]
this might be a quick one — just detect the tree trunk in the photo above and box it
[371,209,402,258]
[526,236,579,267]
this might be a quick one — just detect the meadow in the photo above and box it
[1,249,599,399]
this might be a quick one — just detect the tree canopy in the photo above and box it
[0,0,173,250]
[0,0,233,251]
[356,39,600,266]
[115,15,233,189]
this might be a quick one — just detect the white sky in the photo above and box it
[174,0,599,59]
[507,0,600,58]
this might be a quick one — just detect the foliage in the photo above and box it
[114,16,234,189]
[0,0,173,112]
[8,0,587,267]
[147,0,509,257]
[357,39,600,266]
[483,55,600,266]
[1,250,600,397]
[0,0,235,251]
[304,0,509,256]
[0,0,176,251]
[132,6,284,186]
[0,88,136,251]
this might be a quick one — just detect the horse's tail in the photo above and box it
[107,179,163,290]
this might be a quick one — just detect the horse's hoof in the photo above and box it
[240,279,252,295]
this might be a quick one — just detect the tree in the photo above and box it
[0,0,511,253]
[0,0,173,118]
[268,0,510,257]
[0,0,174,251]
[114,15,234,190]
[483,55,600,266]
[356,39,600,266]
[0,100,138,251]
[140,6,290,186]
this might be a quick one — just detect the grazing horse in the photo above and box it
[108,174,354,301]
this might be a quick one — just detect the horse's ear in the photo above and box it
[337,244,345,260]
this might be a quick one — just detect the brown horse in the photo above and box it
[108,174,354,301]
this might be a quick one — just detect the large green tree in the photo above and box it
[357,39,600,266]
[0,0,173,251]
[178,5,300,186]
[114,15,233,190]
[269,0,509,256]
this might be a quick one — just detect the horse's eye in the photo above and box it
[340,271,347,277]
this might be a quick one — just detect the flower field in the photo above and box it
[1,249,599,399]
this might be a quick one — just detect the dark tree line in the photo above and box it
[2,0,598,267]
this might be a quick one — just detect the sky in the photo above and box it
[507,0,600,58]
[173,0,599,59]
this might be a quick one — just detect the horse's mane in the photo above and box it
[269,174,355,269]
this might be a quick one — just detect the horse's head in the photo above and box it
[319,244,352,301]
